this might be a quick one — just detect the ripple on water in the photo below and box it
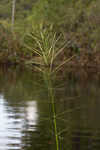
[0,95,38,150]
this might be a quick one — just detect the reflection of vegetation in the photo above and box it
[0,67,44,102]
[43,72,60,150]
[1,67,100,149]
[41,65,73,150]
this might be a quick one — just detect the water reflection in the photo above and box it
[25,101,38,131]
[0,94,38,150]
[0,68,100,150]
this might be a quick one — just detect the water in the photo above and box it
[0,67,100,150]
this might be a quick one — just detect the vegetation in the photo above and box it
[0,0,100,72]
[1,1,100,149]
[25,25,75,74]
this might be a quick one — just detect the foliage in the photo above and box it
[0,0,100,67]
[24,25,76,75]
[0,0,36,20]
[27,0,71,26]
[0,22,24,63]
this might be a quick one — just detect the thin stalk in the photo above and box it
[47,75,59,150]
[51,92,59,150]
[52,55,76,74]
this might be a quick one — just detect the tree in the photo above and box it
[11,0,16,30]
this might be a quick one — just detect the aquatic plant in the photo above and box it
[25,25,76,150]
[25,24,75,75]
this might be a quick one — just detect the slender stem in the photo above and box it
[51,90,59,150]
[48,75,59,150]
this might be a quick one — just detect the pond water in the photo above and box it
[0,67,100,150]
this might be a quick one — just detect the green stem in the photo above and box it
[48,76,59,150]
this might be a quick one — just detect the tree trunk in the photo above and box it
[11,0,16,31]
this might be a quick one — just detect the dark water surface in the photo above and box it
[0,67,100,150]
